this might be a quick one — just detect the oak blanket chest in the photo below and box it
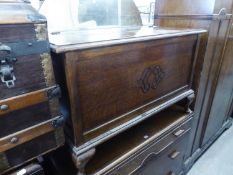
[50,26,206,174]
[0,1,64,174]
[50,27,205,146]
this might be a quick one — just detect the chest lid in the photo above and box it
[49,27,207,53]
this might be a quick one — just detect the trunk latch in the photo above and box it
[0,44,17,88]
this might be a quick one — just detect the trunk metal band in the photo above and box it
[3,40,49,57]
[0,85,60,116]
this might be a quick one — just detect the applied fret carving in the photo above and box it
[138,65,165,93]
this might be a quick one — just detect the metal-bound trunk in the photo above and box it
[0,1,64,174]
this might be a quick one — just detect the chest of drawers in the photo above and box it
[83,107,192,175]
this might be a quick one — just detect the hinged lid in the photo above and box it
[49,27,207,53]
[0,0,46,24]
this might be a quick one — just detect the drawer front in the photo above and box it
[0,86,61,138]
[0,118,65,174]
[130,132,189,175]
[65,34,198,143]
[107,117,192,175]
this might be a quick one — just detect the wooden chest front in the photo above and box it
[50,27,205,148]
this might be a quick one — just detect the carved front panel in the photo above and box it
[65,34,197,143]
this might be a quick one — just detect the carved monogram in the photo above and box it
[138,65,165,93]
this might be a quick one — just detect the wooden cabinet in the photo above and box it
[201,24,233,145]
[154,0,233,172]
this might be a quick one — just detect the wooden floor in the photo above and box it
[187,123,233,175]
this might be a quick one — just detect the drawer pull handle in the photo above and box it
[0,104,9,111]
[10,137,19,144]
[167,171,175,175]
[173,129,185,137]
[169,150,180,159]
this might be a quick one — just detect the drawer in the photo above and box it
[0,86,60,138]
[129,131,189,175]
[106,117,192,175]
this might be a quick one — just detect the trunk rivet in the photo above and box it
[0,104,9,111]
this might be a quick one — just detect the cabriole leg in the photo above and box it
[186,93,195,113]
[72,148,96,175]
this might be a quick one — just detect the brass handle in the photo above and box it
[173,129,185,137]
[0,104,9,111]
[168,150,180,159]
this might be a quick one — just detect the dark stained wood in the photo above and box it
[0,117,60,152]
[52,29,204,146]
[0,55,46,100]
[110,130,190,175]
[193,16,233,155]
[0,132,57,173]
[0,24,36,43]
[51,52,75,142]
[5,132,57,169]
[192,19,229,148]
[72,35,195,132]
[154,0,233,30]
[154,1,233,168]
[190,33,208,104]
[201,23,233,145]
[43,107,194,175]
[155,0,216,15]
[154,0,215,29]
[0,102,51,138]
[0,3,55,100]
[50,27,204,52]
[50,25,204,175]
[0,128,64,174]
[0,87,55,115]
[85,107,192,174]
[0,1,63,174]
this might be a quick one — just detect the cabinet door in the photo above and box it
[202,27,233,146]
